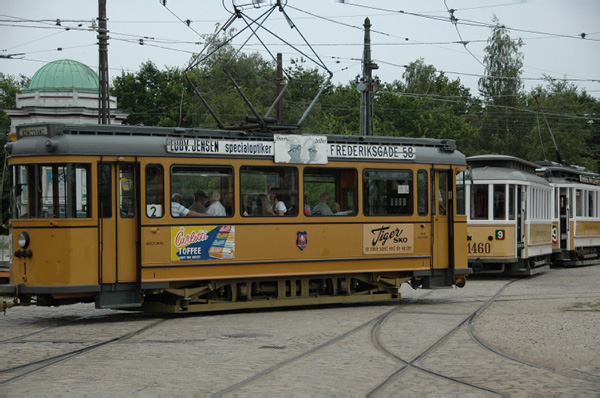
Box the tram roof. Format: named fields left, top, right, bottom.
left=7, top=123, right=467, bottom=166
left=467, top=155, right=540, bottom=172
left=536, top=160, right=600, bottom=186
left=468, top=166, right=550, bottom=185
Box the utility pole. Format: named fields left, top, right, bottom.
left=98, top=0, right=111, bottom=124
left=357, top=17, right=379, bottom=136
left=276, top=53, right=284, bottom=125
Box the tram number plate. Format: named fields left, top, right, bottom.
left=467, top=242, right=491, bottom=254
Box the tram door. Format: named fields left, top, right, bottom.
left=432, top=169, right=452, bottom=270
left=98, top=161, right=139, bottom=289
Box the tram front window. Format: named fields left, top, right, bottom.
left=11, top=163, right=91, bottom=219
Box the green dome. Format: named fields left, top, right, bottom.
left=25, top=59, right=99, bottom=93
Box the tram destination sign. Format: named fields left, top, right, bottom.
left=327, top=143, right=416, bottom=161
left=167, top=136, right=416, bottom=163
left=17, top=124, right=50, bottom=139
left=167, top=137, right=274, bottom=157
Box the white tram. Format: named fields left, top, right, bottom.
left=536, top=161, right=600, bottom=267
left=465, top=155, right=553, bottom=275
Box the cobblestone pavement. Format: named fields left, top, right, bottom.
left=1, top=265, right=599, bottom=396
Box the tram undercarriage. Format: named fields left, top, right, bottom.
left=2, top=270, right=467, bottom=313
left=140, top=273, right=410, bottom=313
left=469, top=256, right=550, bottom=276
left=552, top=248, right=600, bottom=267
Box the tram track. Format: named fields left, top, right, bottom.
left=213, top=275, right=598, bottom=396
left=210, top=280, right=531, bottom=396
left=1, top=272, right=597, bottom=394
left=468, top=294, right=600, bottom=385
left=0, top=312, right=168, bottom=387
left=365, top=282, right=515, bottom=397
left=369, top=276, right=600, bottom=395
left=211, top=293, right=435, bottom=398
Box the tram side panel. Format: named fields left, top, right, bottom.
left=141, top=222, right=433, bottom=282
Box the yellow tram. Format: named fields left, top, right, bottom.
left=2, top=123, right=469, bottom=312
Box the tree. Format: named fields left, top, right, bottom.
left=478, top=15, right=525, bottom=155
left=370, top=59, right=481, bottom=154
left=1, top=73, right=30, bottom=230
left=524, top=79, right=600, bottom=171
left=111, top=61, right=186, bottom=127
left=1, top=73, right=30, bottom=132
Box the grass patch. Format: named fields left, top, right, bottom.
left=561, top=301, right=600, bottom=312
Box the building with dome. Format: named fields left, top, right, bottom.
left=4, top=59, right=128, bottom=134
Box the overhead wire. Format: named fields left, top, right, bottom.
left=443, top=0, right=485, bottom=68
left=1, top=2, right=598, bottom=108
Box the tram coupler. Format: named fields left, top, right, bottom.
left=454, top=276, right=467, bottom=288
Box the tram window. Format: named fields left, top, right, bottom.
left=576, top=190, right=583, bottom=217
left=438, top=171, right=448, bottom=216
left=98, top=164, right=112, bottom=218
left=120, top=165, right=135, bottom=218
left=589, top=191, right=595, bottom=217
left=11, top=163, right=91, bottom=219
left=304, top=168, right=357, bottom=216
left=240, top=166, right=298, bottom=217
left=363, top=169, right=412, bottom=216
left=12, top=165, right=30, bottom=219
left=470, top=184, right=488, bottom=220
left=170, top=165, right=233, bottom=217
left=493, top=184, right=506, bottom=220
left=509, top=185, right=516, bottom=220
left=146, top=164, right=164, bottom=218
left=455, top=170, right=465, bottom=216
left=417, top=170, right=428, bottom=216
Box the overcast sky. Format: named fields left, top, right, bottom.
left=1, top=0, right=599, bottom=98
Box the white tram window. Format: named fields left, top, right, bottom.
left=363, top=170, right=413, bottom=216
left=588, top=191, right=595, bottom=217
left=240, top=166, right=298, bottom=217
left=554, top=189, right=559, bottom=219
left=531, top=188, right=536, bottom=219
left=470, top=184, right=488, bottom=220
left=170, top=165, right=233, bottom=217
left=576, top=189, right=584, bottom=217
left=493, top=184, right=506, bottom=220
left=11, top=163, right=91, bottom=219
left=303, top=168, right=357, bottom=217
left=508, top=185, right=516, bottom=220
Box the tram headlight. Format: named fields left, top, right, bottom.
left=17, top=232, right=30, bottom=249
